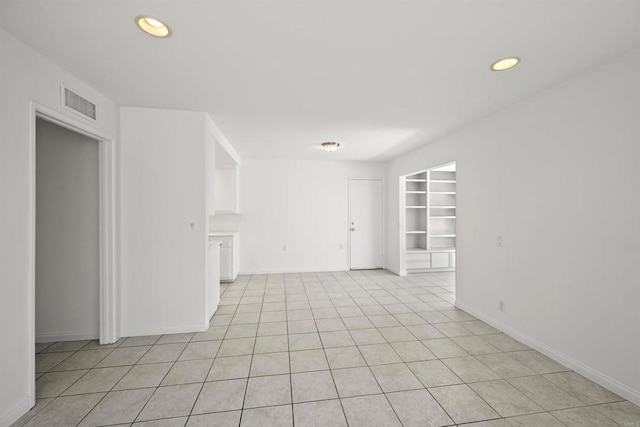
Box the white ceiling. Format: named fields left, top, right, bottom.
left=2, top=1, right=639, bottom=161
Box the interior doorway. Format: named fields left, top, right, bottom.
left=349, top=178, right=384, bottom=270
left=36, top=118, right=100, bottom=343
left=28, top=103, right=118, bottom=409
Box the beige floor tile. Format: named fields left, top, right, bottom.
left=207, top=355, right=252, bottom=381
left=244, top=374, right=292, bottom=408
left=505, top=412, right=565, bottom=426
left=508, top=375, right=586, bottom=411
left=543, top=371, right=622, bottom=405
left=62, top=366, right=130, bottom=395
left=429, top=384, right=500, bottom=424
left=254, top=335, right=289, bottom=354
left=331, top=367, right=381, bottom=398
left=25, top=393, right=104, bottom=426
left=191, top=378, right=247, bottom=414
left=320, top=331, right=355, bottom=348
left=341, top=394, right=402, bottom=427
left=52, top=349, right=113, bottom=371
left=475, top=353, right=536, bottom=378
left=161, top=359, right=213, bottom=386
left=290, top=349, right=329, bottom=373
left=35, top=370, right=87, bottom=398
left=216, top=338, right=254, bottom=357
left=406, top=325, right=446, bottom=340
left=358, top=343, right=402, bottom=365
left=293, top=399, right=347, bottom=427
left=97, top=346, right=150, bottom=368
left=407, top=360, right=462, bottom=388
left=178, top=340, right=220, bottom=361
left=469, top=380, right=543, bottom=417
left=422, top=338, right=469, bottom=358
left=593, top=401, right=640, bottom=425
left=241, top=405, right=293, bottom=427
left=187, top=411, right=241, bottom=426
left=391, top=341, right=437, bottom=362
left=288, top=333, right=322, bottom=351
left=325, top=346, right=366, bottom=369
left=451, top=336, right=501, bottom=355
left=442, top=356, right=501, bottom=383
left=79, top=388, right=154, bottom=426
left=551, top=406, right=618, bottom=426
left=113, top=363, right=172, bottom=390
left=508, top=351, right=568, bottom=374
left=250, top=351, right=290, bottom=376
left=349, top=329, right=387, bottom=345
left=136, top=384, right=202, bottom=421
left=371, top=363, right=423, bottom=392
left=292, top=370, right=338, bottom=403
left=386, top=389, right=453, bottom=427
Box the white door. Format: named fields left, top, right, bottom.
left=349, top=179, right=383, bottom=270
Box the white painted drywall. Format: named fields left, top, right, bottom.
left=119, top=107, right=213, bottom=337
left=0, top=27, right=119, bottom=426
left=238, top=159, right=385, bottom=274
left=36, top=119, right=100, bottom=342
left=386, top=48, right=640, bottom=404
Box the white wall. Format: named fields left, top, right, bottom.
left=238, top=159, right=385, bottom=274
left=120, top=107, right=212, bottom=336
left=386, top=48, right=640, bottom=404
left=0, top=27, right=119, bottom=426
left=36, top=119, right=100, bottom=342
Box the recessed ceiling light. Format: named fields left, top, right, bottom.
left=322, top=142, right=340, bottom=152
left=490, top=57, right=520, bottom=71
left=135, top=15, right=172, bottom=38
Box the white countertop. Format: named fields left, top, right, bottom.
left=208, top=231, right=239, bottom=237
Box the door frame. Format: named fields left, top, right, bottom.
left=348, top=178, right=384, bottom=270
left=27, top=101, right=119, bottom=405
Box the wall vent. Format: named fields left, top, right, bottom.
left=61, top=85, right=97, bottom=121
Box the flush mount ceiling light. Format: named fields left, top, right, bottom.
left=322, top=142, right=340, bottom=152
left=135, top=15, right=172, bottom=38
left=490, top=56, right=520, bottom=71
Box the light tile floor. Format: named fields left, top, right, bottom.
left=16, top=270, right=640, bottom=426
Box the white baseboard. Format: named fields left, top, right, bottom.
left=0, top=397, right=31, bottom=427
left=239, top=267, right=350, bottom=275
left=35, top=331, right=98, bottom=343
left=122, top=322, right=208, bottom=338
left=455, top=300, right=640, bottom=406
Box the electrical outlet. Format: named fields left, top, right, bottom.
left=339, top=243, right=344, bottom=249
left=496, top=235, right=503, bottom=248
left=282, top=245, right=287, bottom=252
left=498, top=300, right=505, bottom=313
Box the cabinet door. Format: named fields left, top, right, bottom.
left=431, top=252, right=450, bottom=268
left=220, top=247, right=233, bottom=281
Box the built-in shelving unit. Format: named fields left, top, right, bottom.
left=400, top=163, right=456, bottom=274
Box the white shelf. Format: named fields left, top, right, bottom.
left=431, top=191, right=456, bottom=194
left=430, top=205, right=456, bottom=209
left=431, top=234, right=456, bottom=237
left=407, top=206, right=427, bottom=209
left=431, top=216, right=456, bottom=219
left=406, top=230, right=426, bottom=234
left=406, top=191, right=426, bottom=194
left=406, top=179, right=427, bottom=182
left=430, top=180, right=456, bottom=183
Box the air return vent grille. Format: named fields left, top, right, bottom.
left=61, top=85, right=97, bottom=121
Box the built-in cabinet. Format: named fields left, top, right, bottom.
left=401, top=163, right=456, bottom=274
left=211, top=232, right=239, bottom=282
left=215, top=165, right=239, bottom=214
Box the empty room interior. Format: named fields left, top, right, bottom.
left=1, top=1, right=640, bottom=426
